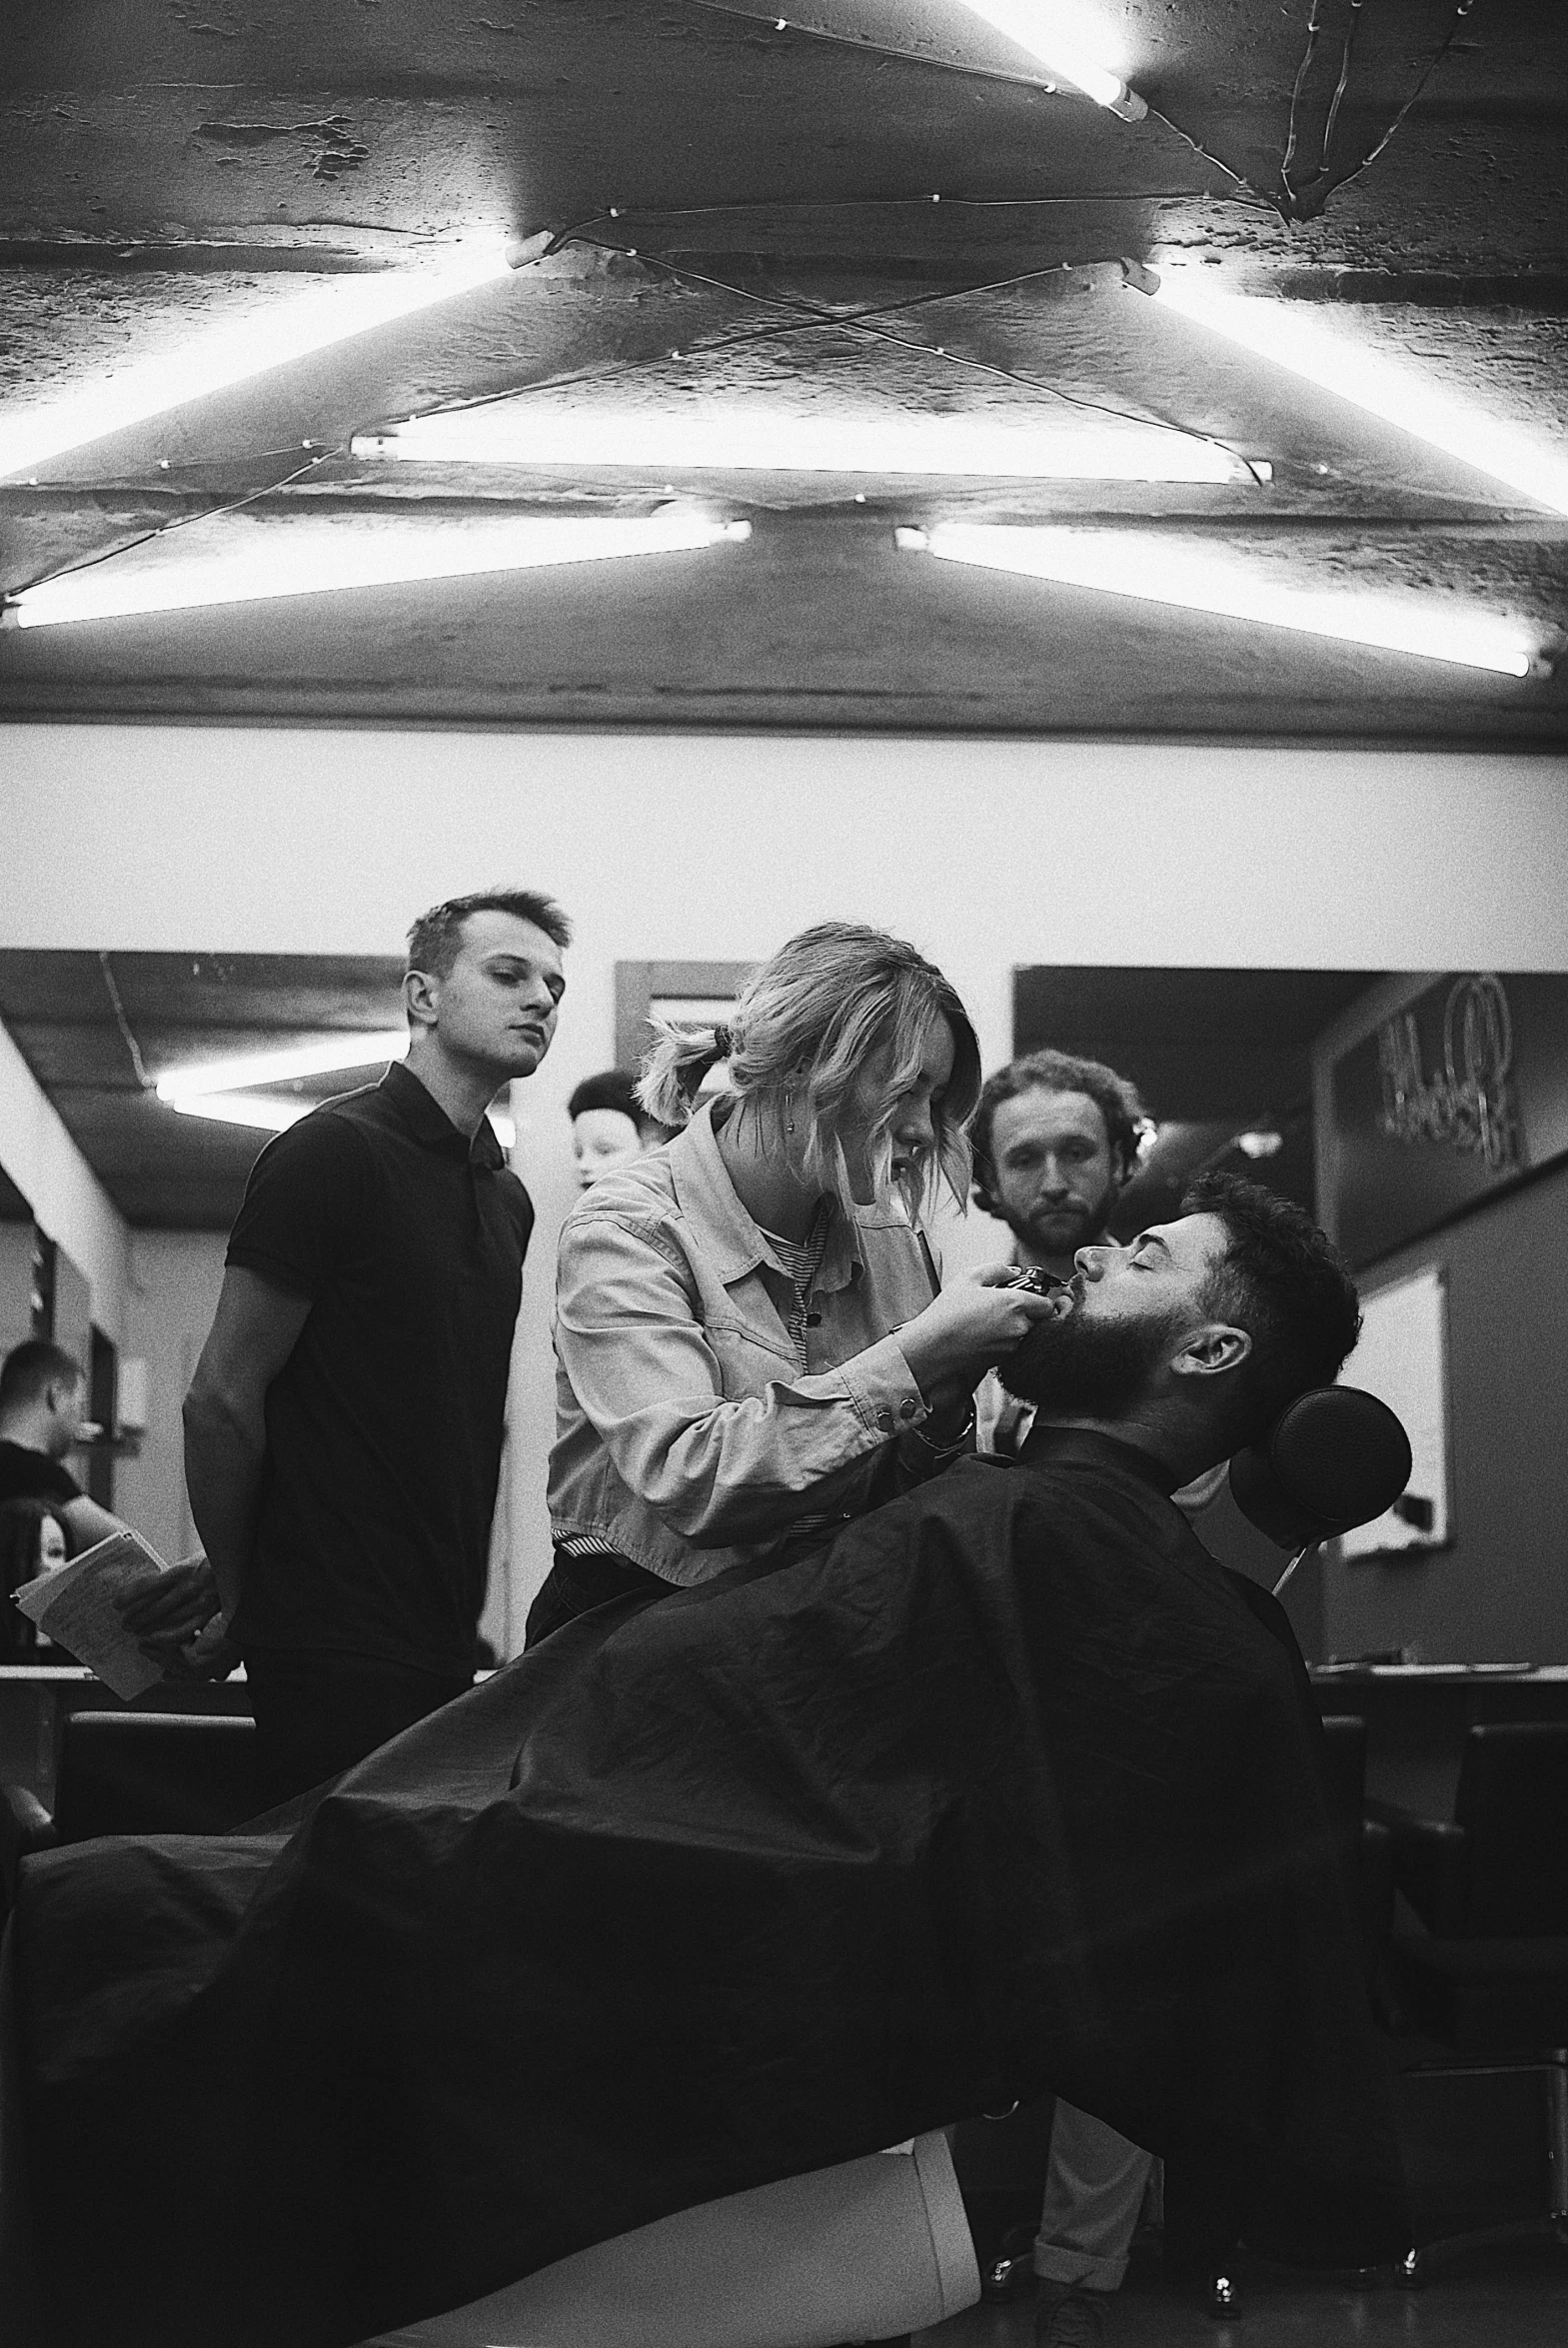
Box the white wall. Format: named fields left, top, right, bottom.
left=114, top=1229, right=229, bottom=1563
left=0, top=1222, right=33, bottom=1358
left=4, top=724, right=1566, bottom=1640
left=0, top=1013, right=129, bottom=1342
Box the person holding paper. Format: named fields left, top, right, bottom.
left=126, top=888, right=571, bottom=1807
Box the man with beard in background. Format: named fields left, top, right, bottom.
left=970, top=1051, right=1148, bottom=1462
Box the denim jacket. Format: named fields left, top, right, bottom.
left=548, top=1100, right=947, bottom=1585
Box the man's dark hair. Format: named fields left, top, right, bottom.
left=568, top=1071, right=643, bottom=1125
left=407, top=889, right=573, bottom=984
left=0, top=1339, right=83, bottom=1415
left=971, top=1049, right=1147, bottom=1208
left=1182, top=1172, right=1362, bottom=1446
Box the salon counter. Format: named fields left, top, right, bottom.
left=0, top=1662, right=253, bottom=1808
left=1310, top=1663, right=1568, bottom=1814
left=5, top=1661, right=1565, bottom=1821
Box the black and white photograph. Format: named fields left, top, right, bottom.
left=1, top=7, right=1566, bottom=2347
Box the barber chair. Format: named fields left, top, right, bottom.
left=0, top=1709, right=257, bottom=1923
left=979, top=1384, right=1414, bottom=2320
left=1371, top=1721, right=1568, bottom=2284
left=1318, top=1714, right=1397, bottom=1999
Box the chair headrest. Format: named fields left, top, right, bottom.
left=1228, top=1385, right=1413, bottom=1551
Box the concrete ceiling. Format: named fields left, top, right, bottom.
left=0, top=951, right=405, bottom=1226
left=0, top=0, right=1564, bottom=736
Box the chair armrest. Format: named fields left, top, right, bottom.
left=0, top=1783, right=58, bottom=1917
left=1359, top=1816, right=1395, bottom=1944
left=1366, top=1799, right=1468, bottom=1935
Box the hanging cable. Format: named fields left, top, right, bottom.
left=7, top=447, right=337, bottom=601
left=1332, top=0, right=1479, bottom=188
left=559, top=233, right=1267, bottom=480
left=1281, top=0, right=1330, bottom=207
left=387, top=253, right=1203, bottom=428
left=1319, top=0, right=1366, bottom=173
left=1141, top=104, right=1290, bottom=220
left=98, top=953, right=154, bottom=1092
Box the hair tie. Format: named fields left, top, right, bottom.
left=710, top=1023, right=733, bottom=1061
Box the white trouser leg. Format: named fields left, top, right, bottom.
left=365, top=2129, right=978, bottom=2348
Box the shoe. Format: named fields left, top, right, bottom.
left=981, top=2220, right=1041, bottom=2301
left=1034, top=2283, right=1107, bottom=2348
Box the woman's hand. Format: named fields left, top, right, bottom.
left=898, top=1265, right=1065, bottom=1396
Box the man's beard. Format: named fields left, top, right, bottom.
left=998, top=1303, right=1181, bottom=1418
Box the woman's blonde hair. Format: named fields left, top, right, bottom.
left=637, top=922, right=980, bottom=1218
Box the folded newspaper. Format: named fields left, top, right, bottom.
left=12, top=1528, right=171, bottom=1699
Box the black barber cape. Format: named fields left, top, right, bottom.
left=7, top=1430, right=1406, bottom=2348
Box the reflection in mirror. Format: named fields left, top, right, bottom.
left=0, top=1168, right=34, bottom=1361
left=1003, top=969, right=1568, bottom=1671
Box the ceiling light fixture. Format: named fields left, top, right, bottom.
left=353, top=409, right=1248, bottom=484
left=3, top=515, right=751, bottom=629
left=1136, top=273, right=1568, bottom=517
left=171, top=1089, right=516, bottom=1148
left=896, top=524, right=1545, bottom=677
left=951, top=2, right=1146, bottom=119
left=157, top=1034, right=516, bottom=1148
left=0, top=242, right=523, bottom=483
left=156, top=1034, right=412, bottom=1103
left=169, top=1092, right=321, bottom=1136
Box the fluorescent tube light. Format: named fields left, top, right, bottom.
left=161, top=1035, right=517, bottom=1150
left=171, top=1086, right=516, bottom=1149
left=0, top=243, right=518, bottom=482
left=170, top=1092, right=316, bottom=1134
left=156, top=1033, right=411, bottom=1102
left=5, top=515, right=751, bottom=629
left=1142, top=276, right=1568, bottom=517
left=355, top=409, right=1247, bottom=484
left=952, top=2, right=1145, bottom=117
left=899, top=524, right=1542, bottom=677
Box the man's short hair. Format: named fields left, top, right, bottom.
left=0, top=1339, right=83, bottom=1414
left=971, top=1049, right=1147, bottom=1204
left=407, top=889, right=573, bottom=985
left=1183, top=1172, right=1362, bottom=1447
left=568, top=1071, right=643, bottom=1126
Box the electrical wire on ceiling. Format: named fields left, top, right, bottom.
left=393, top=236, right=1265, bottom=482
left=1278, top=0, right=1482, bottom=219
left=398, top=248, right=1186, bottom=422
left=6, top=447, right=337, bottom=601
left=677, top=0, right=1487, bottom=225
left=554, top=189, right=1267, bottom=219
left=1318, top=0, right=1365, bottom=174
left=97, top=952, right=153, bottom=1092
left=573, top=235, right=1271, bottom=479
left=1281, top=0, right=1329, bottom=210
left=677, top=0, right=1288, bottom=213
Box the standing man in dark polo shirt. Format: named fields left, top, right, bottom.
left=170, top=888, right=570, bottom=1806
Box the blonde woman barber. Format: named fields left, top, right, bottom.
left=534, top=922, right=1060, bottom=1643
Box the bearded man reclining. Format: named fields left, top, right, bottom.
left=3, top=1174, right=1405, bottom=2348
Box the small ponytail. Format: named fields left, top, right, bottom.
left=636, top=1018, right=737, bottom=1130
